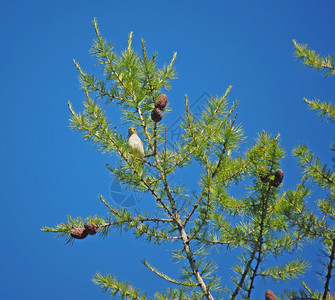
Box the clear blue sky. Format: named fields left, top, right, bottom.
left=1, top=1, right=334, bottom=299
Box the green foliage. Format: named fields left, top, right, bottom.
left=304, top=98, right=335, bottom=122
left=43, top=22, right=335, bottom=300
left=93, top=273, right=147, bottom=300
left=293, top=39, right=335, bottom=76
left=287, top=40, right=335, bottom=300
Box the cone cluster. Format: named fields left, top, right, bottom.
left=151, top=94, right=167, bottom=123
left=70, top=222, right=97, bottom=240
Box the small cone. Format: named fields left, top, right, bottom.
left=151, top=107, right=163, bottom=122
left=265, top=289, right=276, bottom=300
left=155, top=94, right=168, bottom=110
left=84, top=222, right=97, bottom=235
left=270, top=170, right=284, bottom=187
left=70, top=228, right=88, bottom=239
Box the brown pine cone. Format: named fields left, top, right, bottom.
left=155, top=94, right=168, bottom=110
left=84, top=222, right=98, bottom=235
left=151, top=107, right=163, bottom=122
left=70, top=228, right=88, bottom=239
left=270, top=170, right=284, bottom=187
left=265, top=289, right=276, bottom=300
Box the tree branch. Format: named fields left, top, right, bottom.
left=322, top=239, right=335, bottom=300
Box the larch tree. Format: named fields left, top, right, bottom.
left=43, top=20, right=334, bottom=299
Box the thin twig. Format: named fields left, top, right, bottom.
left=301, top=153, right=334, bottom=185
left=322, top=239, right=335, bottom=299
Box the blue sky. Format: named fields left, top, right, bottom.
left=1, top=1, right=335, bottom=299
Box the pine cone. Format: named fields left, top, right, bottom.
left=70, top=228, right=88, bottom=239
left=265, top=289, right=276, bottom=300
left=84, top=222, right=97, bottom=235
left=270, top=170, right=284, bottom=187
left=151, top=107, right=163, bottom=122
left=155, top=94, right=168, bottom=110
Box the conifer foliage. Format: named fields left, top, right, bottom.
left=280, top=41, right=335, bottom=300
left=43, top=20, right=334, bottom=299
